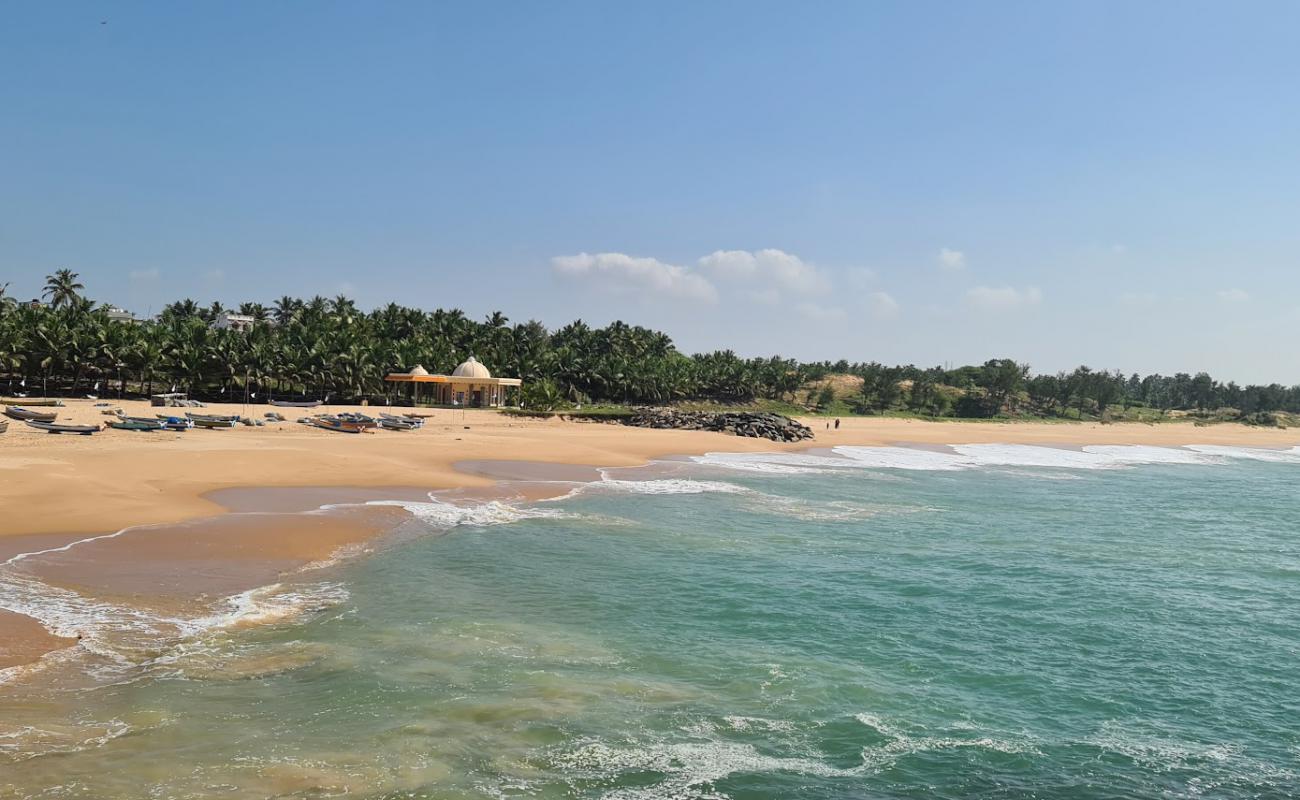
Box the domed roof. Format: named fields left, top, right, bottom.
left=452, top=356, right=491, bottom=379
left=407, top=365, right=430, bottom=377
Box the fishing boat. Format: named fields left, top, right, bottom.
left=25, top=420, right=100, bottom=435
left=309, top=416, right=365, bottom=434
left=269, top=399, right=323, bottom=408
left=184, top=412, right=240, bottom=424
left=107, top=419, right=165, bottom=432
left=189, top=416, right=237, bottom=429
left=0, top=397, right=64, bottom=407
left=155, top=416, right=193, bottom=431
left=5, top=406, right=59, bottom=423
left=379, top=413, right=422, bottom=430
left=334, top=412, right=378, bottom=429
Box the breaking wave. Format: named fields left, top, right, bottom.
left=364, top=496, right=573, bottom=528
left=692, top=443, right=1284, bottom=474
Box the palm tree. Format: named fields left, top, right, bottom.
left=42, top=269, right=85, bottom=308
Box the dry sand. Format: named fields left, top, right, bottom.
left=3, top=397, right=1300, bottom=671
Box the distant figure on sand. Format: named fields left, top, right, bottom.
left=835, top=418, right=840, bottom=429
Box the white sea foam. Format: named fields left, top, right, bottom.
left=2, top=526, right=138, bottom=566
left=1184, top=444, right=1300, bottom=463
left=365, top=497, right=571, bottom=528
left=188, top=582, right=350, bottom=631
left=832, top=444, right=1220, bottom=471
left=0, top=565, right=350, bottom=686
left=834, top=446, right=970, bottom=470
left=694, top=444, right=1245, bottom=475
left=552, top=719, right=1037, bottom=799
left=584, top=478, right=751, bottom=495
left=690, top=452, right=855, bottom=474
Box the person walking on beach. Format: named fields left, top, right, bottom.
left=834, top=418, right=841, bottom=430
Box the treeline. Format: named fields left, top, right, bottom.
left=1, top=272, right=1297, bottom=419
left=833, top=360, right=1300, bottom=420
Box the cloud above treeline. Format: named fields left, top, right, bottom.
left=553, top=247, right=1043, bottom=323
left=551, top=248, right=854, bottom=315
left=550, top=252, right=718, bottom=303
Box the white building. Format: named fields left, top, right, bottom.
left=104, top=306, right=136, bottom=323
left=212, top=312, right=255, bottom=332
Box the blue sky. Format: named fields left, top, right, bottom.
left=3, top=2, right=1298, bottom=382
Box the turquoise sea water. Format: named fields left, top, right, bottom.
left=3, top=444, right=1300, bottom=798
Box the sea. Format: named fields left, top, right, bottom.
left=2, top=443, right=1299, bottom=798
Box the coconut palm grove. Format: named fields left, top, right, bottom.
left=2, top=271, right=1299, bottom=422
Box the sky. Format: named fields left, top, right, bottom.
left=3, top=2, right=1299, bottom=383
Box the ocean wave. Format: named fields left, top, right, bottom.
left=365, top=497, right=573, bottom=528
left=0, top=568, right=349, bottom=686
left=1085, top=720, right=1298, bottom=789
left=1184, top=444, right=1300, bottom=463
left=550, top=718, right=1038, bottom=799
left=693, top=444, right=1249, bottom=475
left=690, top=452, right=852, bottom=474
left=582, top=478, right=752, bottom=495
left=187, top=582, right=350, bottom=631
left=0, top=718, right=132, bottom=763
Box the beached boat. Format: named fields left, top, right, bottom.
left=153, top=415, right=193, bottom=431
left=107, top=419, right=165, bottom=432
left=334, top=412, right=378, bottom=429
left=0, top=397, right=64, bottom=407
left=309, top=416, right=365, bottom=434
left=25, top=420, right=100, bottom=435
left=4, top=406, right=59, bottom=423
left=184, top=412, right=240, bottom=424
left=379, top=413, right=422, bottom=430
left=269, top=399, right=322, bottom=408
left=188, top=416, right=237, bottom=429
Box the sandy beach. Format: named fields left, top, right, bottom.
left=6, top=399, right=1300, bottom=539
left=4, top=398, right=1300, bottom=674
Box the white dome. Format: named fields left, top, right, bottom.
left=452, top=356, right=491, bottom=379
left=407, top=365, right=430, bottom=377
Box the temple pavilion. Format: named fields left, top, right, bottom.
left=384, top=357, right=522, bottom=408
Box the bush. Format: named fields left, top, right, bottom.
left=521, top=378, right=566, bottom=412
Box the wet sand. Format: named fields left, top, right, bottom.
left=0, top=610, right=76, bottom=672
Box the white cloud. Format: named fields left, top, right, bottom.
left=794, top=301, right=846, bottom=322
left=698, top=249, right=830, bottom=294
left=128, top=268, right=159, bottom=281
left=867, top=291, right=900, bottom=317
left=966, top=285, right=1043, bottom=311
left=552, top=252, right=718, bottom=303
left=938, top=248, right=966, bottom=271
left=1216, top=288, right=1249, bottom=303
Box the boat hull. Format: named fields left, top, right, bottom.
left=25, top=420, right=99, bottom=435
left=5, top=407, right=59, bottom=423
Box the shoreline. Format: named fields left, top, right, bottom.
left=6, top=398, right=1300, bottom=539
left=5, top=398, right=1300, bottom=676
